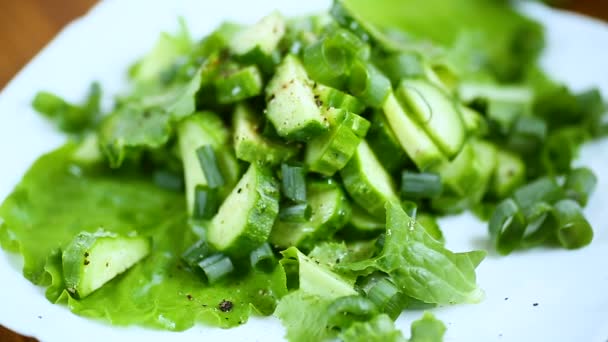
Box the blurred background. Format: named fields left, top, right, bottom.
left=0, top=0, right=607, bottom=341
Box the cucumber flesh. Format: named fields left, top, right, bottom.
left=265, top=55, right=329, bottom=141
left=340, top=140, right=399, bottom=218
left=397, top=79, right=466, bottom=158
left=382, top=93, right=445, bottom=171
left=233, top=104, right=297, bottom=165
left=208, top=164, right=280, bottom=256
left=62, top=230, right=150, bottom=298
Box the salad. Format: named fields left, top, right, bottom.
left=1, top=0, right=606, bottom=341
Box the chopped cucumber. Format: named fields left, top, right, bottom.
left=62, top=230, right=150, bottom=298
left=233, top=104, right=298, bottom=165
left=366, top=110, right=410, bottom=174
left=382, top=93, right=445, bottom=170
left=313, top=83, right=366, bottom=114
left=341, top=140, right=399, bottom=218
left=177, top=113, right=238, bottom=215
left=305, top=108, right=369, bottom=176
left=265, top=55, right=329, bottom=141
left=397, top=79, right=466, bottom=158
left=208, top=163, right=280, bottom=256
left=229, top=11, right=285, bottom=70
left=270, top=181, right=351, bottom=250
left=490, top=148, right=526, bottom=198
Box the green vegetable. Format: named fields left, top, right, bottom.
left=207, top=163, right=280, bottom=256
left=338, top=202, right=485, bottom=305
left=62, top=230, right=151, bottom=298
left=4, top=0, right=606, bottom=339
left=0, top=146, right=286, bottom=330
left=32, top=82, right=101, bottom=133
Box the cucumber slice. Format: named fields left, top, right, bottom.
left=431, top=143, right=480, bottom=197
left=208, top=164, right=280, bottom=256
left=490, top=148, right=526, bottom=198
left=265, top=55, right=329, bottom=141
left=305, top=108, right=369, bottom=176
left=366, top=110, right=410, bottom=174
left=344, top=202, right=385, bottom=237
left=397, top=79, right=466, bottom=158
left=341, top=140, right=399, bottom=218
left=270, top=181, right=351, bottom=250
left=460, top=105, right=488, bottom=136
left=324, top=107, right=370, bottom=138
left=229, top=11, right=285, bottom=71
left=233, top=104, right=298, bottom=165
left=62, top=230, right=150, bottom=298
left=313, top=83, right=366, bottom=114
left=382, top=93, right=445, bottom=170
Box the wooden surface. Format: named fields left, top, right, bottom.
left=0, top=0, right=607, bottom=341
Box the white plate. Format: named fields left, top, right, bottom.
left=1, top=1, right=607, bottom=341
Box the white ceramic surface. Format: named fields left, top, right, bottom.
left=0, top=1, right=607, bottom=341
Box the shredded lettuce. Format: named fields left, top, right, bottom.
left=338, top=202, right=486, bottom=305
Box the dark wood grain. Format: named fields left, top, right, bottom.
left=0, top=0, right=606, bottom=341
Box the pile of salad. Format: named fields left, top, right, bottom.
left=1, top=0, right=606, bottom=341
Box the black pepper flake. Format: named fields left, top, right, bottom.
left=219, top=299, right=233, bottom=312
left=105, top=262, right=109, bottom=267
left=504, top=297, right=509, bottom=301
left=84, top=260, right=90, bottom=266
left=84, top=252, right=89, bottom=257
left=237, top=188, right=242, bottom=194
left=315, top=99, right=323, bottom=107
left=38, top=316, right=42, bottom=319
left=533, top=303, right=539, bottom=307
left=202, top=304, right=208, bottom=307
left=187, top=294, right=193, bottom=301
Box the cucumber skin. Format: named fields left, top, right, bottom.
left=209, top=165, right=280, bottom=257
left=340, top=143, right=399, bottom=218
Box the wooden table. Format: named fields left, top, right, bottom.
left=0, top=0, right=606, bottom=341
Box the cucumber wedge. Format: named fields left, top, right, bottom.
left=62, top=230, right=150, bottom=298
left=229, top=11, right=285, bottom=71
left=265, top=55, right=329, bottom=141
left=490, top=148, right=526, bottom=198
left=233, top=104, right=297, bottom=165
left=305, top=108, right=370, bottom=176
left=341, top=140, right=399, bottom=218
left=382, top=93, right=445, bottom=170
left=208, top=164, right=280, bottom=256
left=397, top=79, right=466, bottom=158
left=366, top=110, right=410, bottom=174
left=270, top=181, right=351, bottom=250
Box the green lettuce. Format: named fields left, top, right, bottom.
left=337, top=202, right=486, bottom=305
left=342, top=0, right=544, bottom=81
left=0, top=145, right=286, bottom=330
left=32, top=82, right=102, bottom=134
left=339, top=314, right=406, bottom=342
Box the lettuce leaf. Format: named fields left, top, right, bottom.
left=339, top=314, right=406, bottom=342
left=0, top=145, right=286, bottom=330
left=409, top=312, right=446, bottom=342
left=275, top=290, right=336, bottom=342
left=342, top=0, right=543, bottom=82
left=337, top=202, right=486, bottom=305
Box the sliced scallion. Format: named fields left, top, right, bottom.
left=196, top=145, right=225, bottom=188
left=249, top=243, right=276, bottom=272
left=401, top=172, right=443, bottom=199
left=278, top=203, right=312, bottom=222
left=281, top=163, right=307, bottom=203
left=197, top=253, right=234, bottom=284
